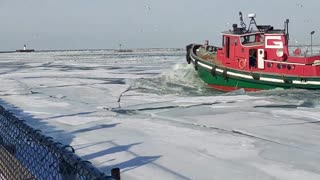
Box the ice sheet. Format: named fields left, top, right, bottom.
left=0, top=49, right=319, bottom=179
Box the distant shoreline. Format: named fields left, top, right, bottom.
left=1, top=44, right=318, bottom=54
left=0, top=51, right=16, bottom=53
left=2, top=44, right=320, bottom=54
left=0, top=48, right=185, bottom=54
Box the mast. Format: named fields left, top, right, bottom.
left=239, top=12, right=247, bottom=30
left=284, top=19, right=290, bottom=44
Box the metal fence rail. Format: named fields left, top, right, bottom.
left=0, top=106, right=119, bottom=180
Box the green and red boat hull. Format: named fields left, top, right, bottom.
left=187, top=45, right=320, bottom=92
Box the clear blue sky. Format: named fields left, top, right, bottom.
left=0, top=0, right=319, bottom=50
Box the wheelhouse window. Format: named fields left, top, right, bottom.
left=241, top=35, right=256, bottom=44
left=240, top=34, right=263, bottom=45
left=222, top=36, right=225, bottom=46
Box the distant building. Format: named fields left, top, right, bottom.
left=16, top=44, right=35, bottom=52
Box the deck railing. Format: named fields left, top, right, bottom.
left=0, top=106, right=119, bottom=180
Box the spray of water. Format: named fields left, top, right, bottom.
left=126, top=63, right=221, bottom=96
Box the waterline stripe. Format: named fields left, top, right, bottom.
left=197, top=61, right=212, bottom=70
left=292, top=80, right=320, bottom=85
left=259, top=77, right=284, bottom=83
left=226, top=71, right=254, bottom=79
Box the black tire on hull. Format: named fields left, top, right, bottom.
left=252, top=73, right=260, bottom=80
left=222, top=69, right=228, bottom=80
left=186, top=44, right=193, bottom=64
left=211, top=65, right=216, bottom=77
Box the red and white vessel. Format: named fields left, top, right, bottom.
left=186, top=12, right=320, bottom=91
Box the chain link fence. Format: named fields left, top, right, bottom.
left=0, top=106, right=120, bottom=180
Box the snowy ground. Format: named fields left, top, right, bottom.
left=0, top=49, right=320, bottom=180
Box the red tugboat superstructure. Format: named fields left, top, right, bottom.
left=186, top=12, right=320, bottom=92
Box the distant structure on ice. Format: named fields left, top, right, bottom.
left=16, top=44, right=35, bottom=52
left=115, top=44, right=133, bottom=53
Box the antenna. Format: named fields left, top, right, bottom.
left=311, top=31, right=315, bottom=55
left=247, top=13, right=259, bottom=32
left=239, top=12, right=247, bottom=30
left=239, top=11, right=260, bottom=33
left=284, top=19, right=290, bottom=44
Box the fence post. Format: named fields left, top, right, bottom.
left=59, top=158, right=78, bottom=180
left=111, top=168, right=121, bottom=180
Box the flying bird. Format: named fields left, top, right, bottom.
left=145, top=5, right=151, bottom=11
left=296, top=3, right=303, bottom=8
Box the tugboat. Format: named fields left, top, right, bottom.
left=16, top=44, right=35, bottom=53
left=186, top=12, right=320, bottom=92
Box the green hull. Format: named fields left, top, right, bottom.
left=190, top=54, right=320, bottom=91
left=197, top=64, right=282, bottom=91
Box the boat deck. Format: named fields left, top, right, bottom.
left=196, top=47, right=221, bottom=65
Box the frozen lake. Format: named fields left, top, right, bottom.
left=0, top=49, right=320, bottom=180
